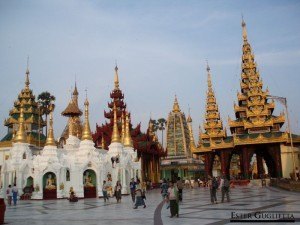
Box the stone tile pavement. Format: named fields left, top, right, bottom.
left=4, top=185, right=300, bottom=225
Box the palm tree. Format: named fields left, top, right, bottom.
left=157, top=118, right=167, bottom=148
left=37, top=91, right=56, bottom=137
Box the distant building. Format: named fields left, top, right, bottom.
left=161, top=96, right=203, bottom=181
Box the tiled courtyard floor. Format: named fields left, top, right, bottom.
left=4, top=185, right=300, bottom=225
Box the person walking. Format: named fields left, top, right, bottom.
left=129, top=178, right=137, bottom=202
left=6, top=185, right=12, bottom=206
left=176, top=177, right=184, bottom=202
left=160, top=178, right=169, bottom=208
left=167, top=182, right=179, bottom=218
left=12, top=184, right=18, bottom=206
left=133, top=182, right=146, bottom=209
left=102, top=180, right=109, bottom=202
left=221, top=176, right=230, bottom=203
left=114, top=180, right=122, bottom=203
left=209, top=176, right=218, bottom=204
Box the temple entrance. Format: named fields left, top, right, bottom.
left=171, top=169, right=178, bottom=183
left=83, top=169, right=97, bottom=198
left=43, top=172, right=57, bottom=199
left=229, top=154, right=241, bottom=179
left=212, top=155, right=221, bottom=177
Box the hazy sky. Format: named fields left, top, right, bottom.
left=0, top=0, right=300, bottom=142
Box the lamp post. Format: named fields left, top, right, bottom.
left=267, top=95, right=297, bottom=180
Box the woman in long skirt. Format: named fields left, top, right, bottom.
left=114, top=180, right=122, bottom=203
left=133, top=183, right=146, bottom=209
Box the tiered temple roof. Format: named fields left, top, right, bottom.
left=60, top=84, right=83, bottom=141
left=92, top=66, right=165, bottom=157
left=191, top=19, right=297, bottom=154
left=200, top=64, right=226, bottom=143
left=228, top=18, right=285, bottom=134
left=0, top=67, right=46, bottom=148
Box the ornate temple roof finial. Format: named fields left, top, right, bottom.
left=206, top=59, right=210, bottom=73
left=172, top=95, right=181, bottom=112
left=14, top=103, right=27, bottom=143
left=111, top=103, right=121, bottom=143
left=114, top=63, right=119, bottom=90
left=124, top=112, right=133, bottom=147
left=81, top=91, right=92, bottom=141
left=25, top=56, right=30, bottom=89
left=242, top=14, right=248, bottom=41
left=46, top=104, right=56, bottom=146
left=187, top=105, right=192, bottom=123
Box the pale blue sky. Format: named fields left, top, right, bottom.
left=0, top=0, right=300, bottom=142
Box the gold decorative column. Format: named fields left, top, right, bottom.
left=81, top=98, right=92, bottom=141
left=14, top=104, right=27, bottom=143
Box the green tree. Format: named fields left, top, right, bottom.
left=37, top=91, right=56, bottom=137
left=157, top=118, right=167, bottom=148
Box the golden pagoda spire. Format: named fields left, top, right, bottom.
left=101, top=135, right=106, bottom=149
left=121, top=112, right=125, bottom=144
left=202, top=63, right=226, bottom=141
left=81, top=93, right=92, bottom=141
left=25, top=56, right=30, bottom=90
left=172, top=95, right=181, bottom=112
left=111, top=103, right=121, bottom=143
left=45, top=104, right=56, bottom=146
left=242, top=15, right=248, bottom=41
left=123, top=112, right=133, bottom=147
left=187, top=109, right=196, bottom=152
left=114, top=65, right=119, bottom=90
left=14, top=103, right=27, bottom=143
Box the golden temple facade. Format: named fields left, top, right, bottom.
left=190, top=19, right=300, bottom=179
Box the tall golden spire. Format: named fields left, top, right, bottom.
left=72, top=82, right=79, bottom=106
left=121, top=112, right=125, bottom=144
left=187, top=110, right=196, bottom=152
left=172, top=95, right=181, bottom=112
left=228, top=19, right=284, bottom=134
left=242, top=15, right=248, bottom=41
left=14, top=104, right=27, bottom=143
left=114, top=65, right=119, bottom=90
left=25, top=57, right=30, bottom=90
left=101, top=135, right=106, bottom=149
left=111, top=103, right=121, bottom=143
left=201, top=63, right=226, bottom=141
left=81, top=95, right=92, bottom=141
left=45, top=104, right=56, bottom=146
left=123, top=112, right=133, bottom=147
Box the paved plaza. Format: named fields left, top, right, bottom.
left=5, top=185, right=300, bottom=225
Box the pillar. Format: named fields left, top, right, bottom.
left=204, top=153, right=213, bottom=177
left=220, top=150, right=230, bottom=176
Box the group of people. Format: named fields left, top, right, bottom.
left=6, top=184, right=19, bottom=206
left=160, top=177, right=184, bottom=218
left=208, top=175, right=231, bottom=204
left=130, top=178, right=147, bottom=209
left=102, top=180, right=123, bottom=203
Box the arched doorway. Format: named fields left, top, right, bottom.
left=83, top=169, right=97, bottom=198
left=43, top=172, right=57, bottom=199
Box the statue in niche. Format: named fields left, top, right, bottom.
left=84, top=171, right=94, bottom=187
left=45, top=174, right=56, bottom=190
